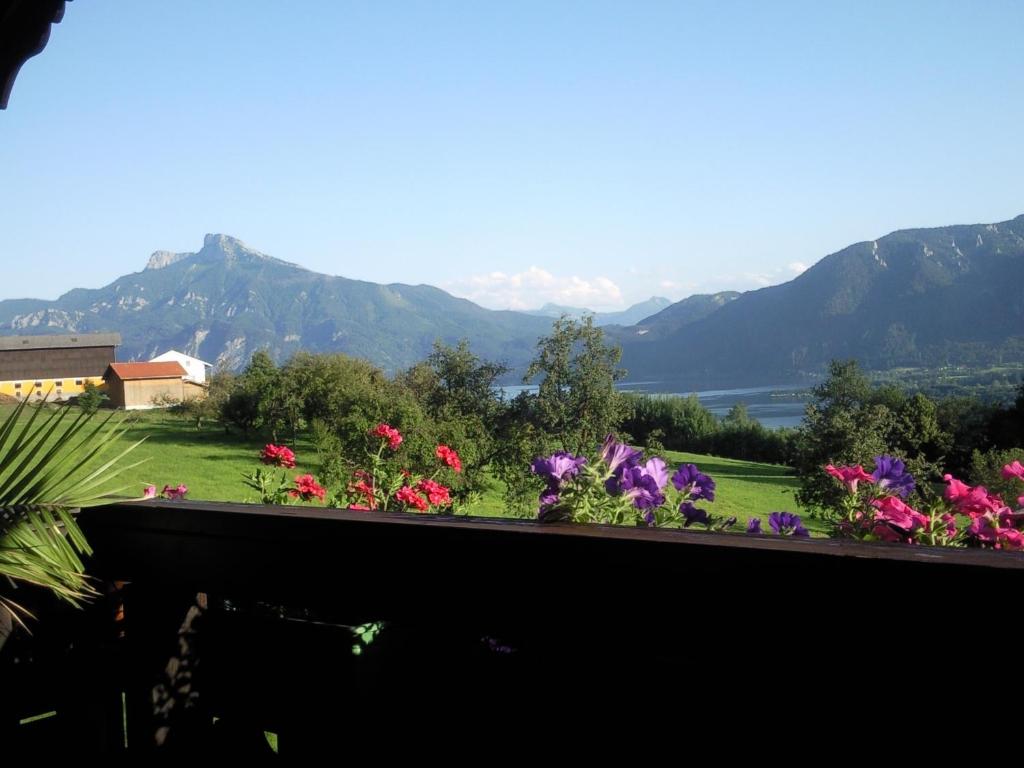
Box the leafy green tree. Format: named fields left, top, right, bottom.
left=220, top=350, right=278, bottom=435
left=969, top=446, right=1024, bottom=502
left=523, top=316, right=627, bottom=455
left=396, top=340, right=510, bottom=500
left=794, top=360, right=890, bottom=512
left=723, top=402, right=754, bottom=427
left=173, top=371, right=236, bottom=430
left=620, top=393, right=719, bottom=453
left=75, top=381, right=108, bottom=414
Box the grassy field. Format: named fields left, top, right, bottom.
left=2, top=404, right=819, bottom=532
left=467, top=447, right=818, bottom=532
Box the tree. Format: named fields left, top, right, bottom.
left=220, top=350, right=278, bottom=435
left=172, top=371, right=236, bottom=430
left=523, top=316, right=627, bottom=454
left=75, top=381, right=108, bottom=414
left=396, top=340, right=510, bottom=500
left=794, top=360, right=889, bottom=512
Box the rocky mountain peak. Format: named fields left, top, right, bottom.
left=145, top=250, right=190, bottom=270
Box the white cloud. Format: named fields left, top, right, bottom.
left=445, top=266, right=624, bottom=311
left=788, top=262, right=809, bottom=274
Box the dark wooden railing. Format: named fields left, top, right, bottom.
left=3, top=499, right=1022, bottom=754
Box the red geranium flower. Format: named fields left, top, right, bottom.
left=261, top=443, right=296, bottom=468
left=371, top=423, right=403, bottom=451
left=290, top=474, right=326, bottom=503
left=395, top=485, right=429, bottom=512
left=416, top=478, right=451, bottom=507
left=436, top=445, right=462, bottom=473
left=347, top=478, right=378, bottom=510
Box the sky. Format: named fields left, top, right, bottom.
left=2, top=0, right=1023, bottom=311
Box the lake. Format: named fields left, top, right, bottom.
left=500, top=382, right=809, bottom=430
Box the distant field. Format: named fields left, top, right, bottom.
left=2, top=405, right=817, bottom=533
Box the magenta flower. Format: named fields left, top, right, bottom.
left=943, top=474, right=1003, bottom=518
left=162, top=484, right=188, bottom=500
left=871, top=496, right=928, bottom=534
left=142, top=484, right=157, bottom=500
left=1002, top=461, right=1024, bottom=482
left=967, top=510, right=1024, bottom=551
left=825, top=464, right=874, bottom=494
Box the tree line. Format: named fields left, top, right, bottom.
left=166, top=318, right=1023, bottom=516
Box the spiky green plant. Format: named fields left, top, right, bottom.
left=0, top=394, right=147, bottom=627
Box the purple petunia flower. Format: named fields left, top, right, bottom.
left=532, top=451, right=586, bottom=519
left=871, top=455, right=916, bottom=499
left=599, top=434, right=643, bottom=476
left=768, top=511, right=810, bottom=537
left=671, top=464, right=716, bottom=502
left=608, top=458, right=669, bottom=510
left=680, top=501, right=709, bottom=528
left=531, top=452, right=587, bottom=485
left=746, top=518, right=762, bottom=534
left=539, top=488, right=560, bottom=507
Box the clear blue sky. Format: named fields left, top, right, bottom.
left=2, top=1, right=1022, bottom=310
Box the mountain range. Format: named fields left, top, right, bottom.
left=616, top=214, right=1024, bottom=384
left=0, top=235, right=552, bottom=374
left=1, top=215, right=1022, bottom=384
left=523, top=297, right=672, bottom=326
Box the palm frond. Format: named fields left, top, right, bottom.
left=1, top=394, right=147, bottom=618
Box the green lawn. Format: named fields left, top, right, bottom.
left=2, top=404, right=818, bottom=533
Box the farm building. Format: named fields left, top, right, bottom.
left=103, top=361, right=188, bottom=410
left=149, top=349, right=212, bottom=384
left=0, top=332, right=121, bottom=402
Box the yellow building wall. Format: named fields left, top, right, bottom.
left=0, top=376, right=107, bottom=402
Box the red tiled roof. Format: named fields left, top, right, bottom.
left=106, top=361, right=187, bottom=380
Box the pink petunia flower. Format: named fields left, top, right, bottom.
left=943, top=474, right=1003, bottom=518
left=142, top=484, right=157, bottom=500
left=871, top=496, right=929, bottom=533
left=1002, top=461, right=1024, bottom=482
left=825, top=464, right=874, bottom=494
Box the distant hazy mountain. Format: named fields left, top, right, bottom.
left=620, top=215, right=1024, bottom=383
left=0, top=234, right=553, bottom=374
left=5, top=214, right=1022, bottom=387
left=524, top=297, right=673, bottom=326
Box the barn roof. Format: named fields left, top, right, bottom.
left=106, top=361, right=187, bottom=380
left=0, top=332, right=122, bottom=351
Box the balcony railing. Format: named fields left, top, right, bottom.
left=3, top=499, right=1021, bottom=754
